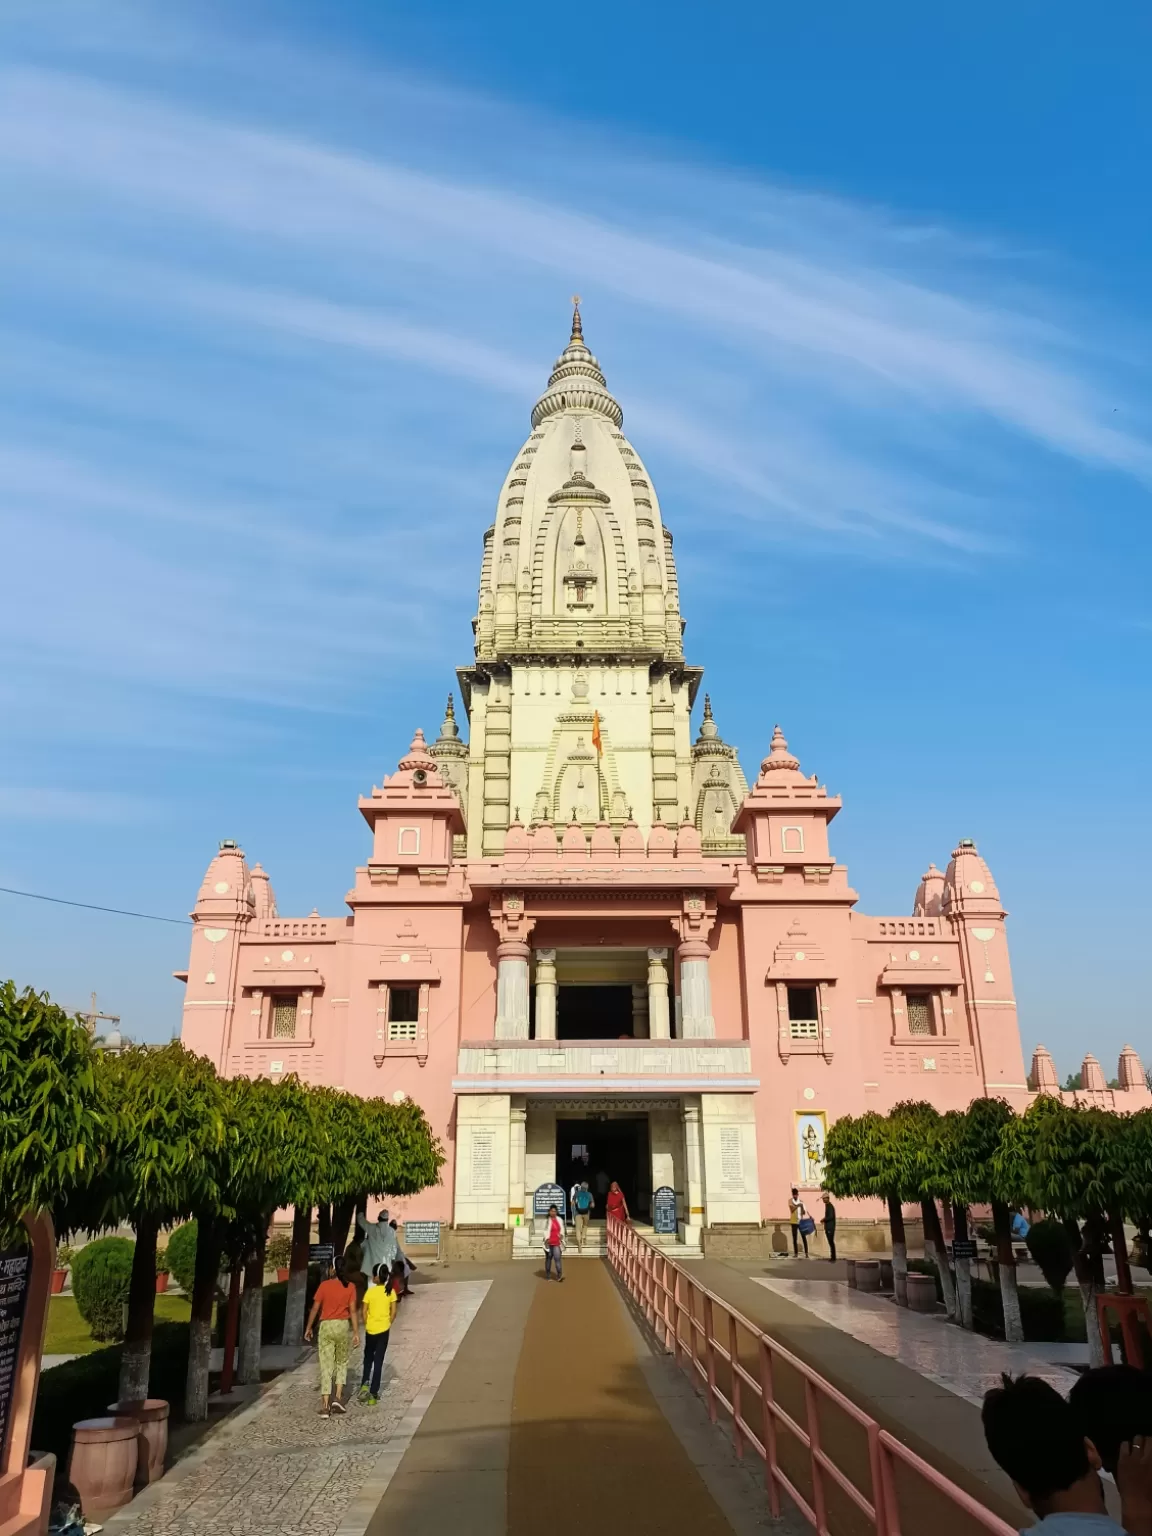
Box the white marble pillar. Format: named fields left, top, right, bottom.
left=509, top=1099, right=527, bottom=1234
left=682, top=1099, right=705, bottom=1237
left=495, top=940, right=531, bottom=1038
left=678, top=940, right=715, bottom=1039
left=647, top=948, right=671, bottom=1039
left=631, top=982, right=649, bottom=1039
left=533, top=948, right=557, bottom=1040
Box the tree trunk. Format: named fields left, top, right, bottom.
left=119, top=1214, right=160, bottom=1405
left=185, top=1218, right=221, bottom=1422
left=921, top=1199, right=958, bottom=1319
left=1110, top=1209, right=1134, bottom=1295
left=282, top=1205, right=311, bottom=1347
left=238, top=1229, right=266, bottom=1385
left=887, top=1195, right=909, bottom=1305
left=317, top=1203, right=332, bottom=1247
left=330, top=1198, right=356, bottom=1259
left=952, top=1204, right=973, bottom=1330
left=992, top=1200, right=1024, bottom=1344
left=1069, top=1216, right=1106, bottom=1368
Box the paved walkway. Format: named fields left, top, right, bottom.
left=756, top=1277, right=1079, bottom=1407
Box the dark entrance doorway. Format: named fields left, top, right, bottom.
left=557, top=985, right=632, bottom=1040
left=556, top=1116, right=651, bottom=1221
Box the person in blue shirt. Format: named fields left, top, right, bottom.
left=1011, top=1211, right=1031, bottom=1241
left=573, top=1182, right=595, bottom=1251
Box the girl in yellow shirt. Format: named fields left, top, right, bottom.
left=358, top=1265, right=398, bottom=1405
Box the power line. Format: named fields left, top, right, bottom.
left=0, top=885, right=192, bottom=926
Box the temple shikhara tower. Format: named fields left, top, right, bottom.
left=178, top=305, right=1148, bottom=1250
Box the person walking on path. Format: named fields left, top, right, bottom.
left=305, top=1258, right=360, bottom=1417
left=358, top=1264, right=398, bottom=1405
left=573, top=1182, right=594, bottom=1250
left=606, top=1180, right=629, bottom=1225
left=356, top=1209, right=399, bottom=1282
left=789, top=1188, right=810, bottom=1258
left=543, top=1203, right=565, bottom=1281
left=821, top=1193, right=837, bottom=1263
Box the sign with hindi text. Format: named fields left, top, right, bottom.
left=533, top=1184, right=566, bottom=1220
left=652, top=1187, right=678, bottom=1235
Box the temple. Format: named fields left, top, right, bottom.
left=177, top=305, right=1148, bottom=1250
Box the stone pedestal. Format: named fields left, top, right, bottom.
left=68, top=1419, right=139, bottom=1516
left=845, top=1259, right=857, bottom=1289
left=855, top=1260, right=881, bottom=1293
left=106, top=1399, right=169, bottom=1486
left=678, top=941, right=715, bottom=1039
left=906, top=1274, right=938, bottom=1313
left=495, top=941, right=530, bottom=1039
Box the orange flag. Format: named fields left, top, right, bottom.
left=591, top=711, right=603, bottom=755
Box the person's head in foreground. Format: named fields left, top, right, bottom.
left=377, top=1209, right=389, bottom=1225
left=982, top=1374, right=1105, bottom=1520
left=1070, top=1365, right=1152, bottom=1476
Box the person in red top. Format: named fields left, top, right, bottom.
left=305, top=1257, right=360, bottom=1417
left=606, top=1181, right=629, bottom=1224
left=543, top=1203, right=565, bottom=1282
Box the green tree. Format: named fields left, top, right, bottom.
left=995, top=1096, right=1125, bottom=1366
left=888, top=1100, right=958, bottom=1321
left=63, top=1043, right=228, bottom=1403
left=823, top=1111, right=912, bottom=1299
left=934, top=1098, right=1023, bottom=1339
left=0, top=982, right=108, bottom=1238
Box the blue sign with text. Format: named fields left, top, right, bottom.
left=534, top=1184, right=566, bottom=1220
left=652, top=1187, right=678, bottom=1235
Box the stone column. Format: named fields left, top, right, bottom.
left=509, top=1099, right=527, bottom=1239
left=533, top=949, right=557, bottom=1040
left=495, top=940, right=531, bottom=1039
left=647, top=948, right=671, bottom=1039
left=678, top=939, right=715, bottom=1039
left=631, top=981, right=649, bottom=1039
left=682, top=1099, right=705, bottom=1238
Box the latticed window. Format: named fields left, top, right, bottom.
left=787, top=985, right=819, bottom=1039
left=906, top=993, right=934, bottom=1035
left=387, top=986, right=420, bottom=1042
left=272, top=995, right=298, bottom=1039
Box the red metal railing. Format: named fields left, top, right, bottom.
left=608, top=1219, right=1014, bottom=1536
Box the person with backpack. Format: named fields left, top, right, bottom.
left=573, top=1182, right=595, bottom=1250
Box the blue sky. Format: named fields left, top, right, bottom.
left=1, top=1, right=1149, bottom=1075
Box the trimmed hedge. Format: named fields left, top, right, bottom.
left=907, top=1258, right=1065, bottom=1340
left=70, top=1236, right=134, bottom=1342
left=165, top=1221, right=198, bottom=1294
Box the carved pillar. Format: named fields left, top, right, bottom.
left=647, top=948, right=671, bottom=1039
left=682, top=1099, right=705, bottom=1234
left=509, top=1099, right=527, bottom=1230
left=534, top=948, right=557, bottom=1040
left=496, top=940, right=531, bottom=1039
left=678, top=939, right=714, bottom=1039
left=631, top=981, right=649, bottom=1039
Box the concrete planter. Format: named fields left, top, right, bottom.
left=879, top=1259, right=894, bottom=1292
left=106, top=1399, right=170, bottom=1486
left=154, top=1273, right=169, bottom=1294
left=856, top=1260, right=881, bottom=1293
left=906, top=1273, right=939, bottom=1313
left=50, top=1270, right=67, bottom=1295
left=276, top=1268, right=290, bottom=1283
left=845, top=1259, right=857, bottom=1289
left=68, top=1417, right=139, bottom=1516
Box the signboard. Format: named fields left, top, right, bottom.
left=951, top=1240, right=978, bottom=1261
left=402, top=1221, right=441, bottom=1248
left=0, top=1243, right=33, bottom=1471
left=308, top=1243, right=334, bottom=1267
left=652, top=1187, right=678, bottom=1236
left=533, top=1184, right=566, bottom=1220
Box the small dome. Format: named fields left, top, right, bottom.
left=531, top=301, right=623, bottom=429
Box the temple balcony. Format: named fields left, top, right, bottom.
left=452, top=1038, right=756, bottom=1095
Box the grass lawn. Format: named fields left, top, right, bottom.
left=45, top=1294, right=192, bottom=1355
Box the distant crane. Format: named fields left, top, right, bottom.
left=78, top=991, right=120, bottom=1039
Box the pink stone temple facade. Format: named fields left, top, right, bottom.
left=177, top=308, right=1149, bottom=1246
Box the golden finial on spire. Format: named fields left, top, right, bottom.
left=570, top=294, right=583, bottom=344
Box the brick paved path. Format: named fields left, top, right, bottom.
left=105, top=1281, right=490, bottom=1536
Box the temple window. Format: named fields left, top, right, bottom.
left=398, top=826, right=420, bottom=855
left=906, top=993, right=935, bottom=1036
left=271, top=994, right=298, bottom=1040
left=787, top=985, right=819, bottom=1038
left=781, top=825, right=804, bottom=853
left=387, top=985, right=420, bottom=1042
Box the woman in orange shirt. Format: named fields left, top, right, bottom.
left=305, top=1258, right=360, bottom=1417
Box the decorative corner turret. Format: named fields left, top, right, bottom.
left=913, top=863, right=945, bottom=918
left=731, top=726, right=840, bottom=876
left=689, top=694, right=748, bottom=855
left=1030, top=1042, right=1059, bottom=1091
left=429, top=693, right=469, bottom=816
left=1118, top=1043, right=1147, bottom=1092
left=355, top=729, right=466, bottom=893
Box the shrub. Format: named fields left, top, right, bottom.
left=165, top=1221, right=198, bottom=1294
left=971, top=1277, right=1065, bottom=1341
left=155, top=1247, right=170, bottom=1275
left=70, top=1236, right=134, bottom=1341
left=266, top=1232, right=292, bottom=1272
left=1026, top=1218, right=1076, bottom=1295
left=55, top=1243, right=75, bottom=1270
